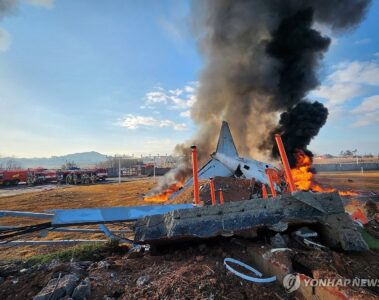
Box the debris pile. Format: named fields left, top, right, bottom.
left=199, top=177, right=255, bottom=205
left=0, top=233, right=378, bottom=300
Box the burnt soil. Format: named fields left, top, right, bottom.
left=1, top=237, right=379, bottom=300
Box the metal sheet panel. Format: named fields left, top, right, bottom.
left=169, top=159, right=233, bottom=200
left=51, top=204, right=193, bottom=225
left=184, top=158, right=233, bottom=187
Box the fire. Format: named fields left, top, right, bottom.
left=291, top=150, right=357, bottom=196
left=291, top=151, right=313, bottom=191
left=144, top=181, right=184, bottom=203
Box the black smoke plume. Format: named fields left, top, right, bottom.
left=271, top=101, right=328, bottom=167
left=189, top=0, right=370, bottom=162
left=263, top=7, right=331, bottom=165
left=265, top=8, right=331, bottom=109
left=158, top=0, right=371, bottom=190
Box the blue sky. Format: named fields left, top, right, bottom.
left=0, top=0, right=378, bottom=158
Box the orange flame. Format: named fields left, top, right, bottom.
left=144, top=181, right=184, bottom=203
left=291, top=150, right=357, bottom=196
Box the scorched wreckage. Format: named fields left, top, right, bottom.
left=0, top=121, right=369, bottom=253
left=0, top=0, right=377, bottom=298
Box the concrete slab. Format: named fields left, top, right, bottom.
left=134, top=192, right=368, bottom=251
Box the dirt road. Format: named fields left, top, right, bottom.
left=315, top=170, right=379, bottom=192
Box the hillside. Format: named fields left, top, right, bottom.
left=0, top=151, right=108, bottom=169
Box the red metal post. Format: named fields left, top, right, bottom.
left=191, top=146, right=201, bottom=205
left=274, top=134, right=297, bottom=193
left=265, top=169, right=277, bottom=197
left=261, top=184, right=268, bottom=199
left=218, top=189, right=224, bottom=205
left=209, top=177, right=216, bottom=206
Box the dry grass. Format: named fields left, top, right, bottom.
left=0, top=179, right=156, bottom=213
left=0, top=179, right=158, bottom=260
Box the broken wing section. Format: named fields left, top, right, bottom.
left=169, top=158, right=233, bottom=200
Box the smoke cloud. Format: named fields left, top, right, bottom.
left=0, top=0, right=17, bottom=20
left=271, top=101, right=328, bottom=167
left=173, top=0, right=370, bottom=172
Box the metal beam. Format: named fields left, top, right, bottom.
left=0, top=226, right=132, bottom=233
left=98, top=224, right=133, bottom=244
left=0, top=210, right=54, bottom=219
left=0, top=239, right=108, bottom=246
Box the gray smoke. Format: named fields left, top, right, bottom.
left=0, top=0, right=17, bottom=20
left=172, top=0, right=370, bottom=173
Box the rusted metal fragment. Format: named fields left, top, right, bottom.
left=134, top=192, right=368, bottom=251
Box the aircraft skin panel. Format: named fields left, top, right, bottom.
left=215, top=121, right=239, bottom=158
left=169, top=158, right=233, bottom=200
left=184, top=158, right=233, bottom=187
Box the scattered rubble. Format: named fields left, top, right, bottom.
left=0, top=235, right=378, bottom=299
left=270, top=233, right=287, bottom=248
left=136, top=275, right=150, bottom=287
left=72, top=277, right=91, bottom=300
left=33, top=274, right=79, bottom=300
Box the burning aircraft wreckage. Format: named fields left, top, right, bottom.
left=0, top=122, right=369, bottom=252
left=0, top=3, right=377, bottom=298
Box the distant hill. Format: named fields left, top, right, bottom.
left=0, top=151, right=108, bottom=169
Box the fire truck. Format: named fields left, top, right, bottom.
left=57, top=168, right=108, bottom=185
left=95, top=168, right=108, bottom=181
left=26, top=168, right=58, bottom=185
left=0, top=170, right=28, bottom=186
left=0, top=168, right=108, bottom=187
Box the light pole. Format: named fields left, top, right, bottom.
left=118, top=157, right=121, bottom=184
left=153, top=156, right=156, bottom=183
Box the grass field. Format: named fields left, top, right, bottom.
left=0, top=179, right=156, bottom=260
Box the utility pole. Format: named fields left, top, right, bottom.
left=118, top=157, right=121, bottom=184
left=153, top=156, right=156, bottom=183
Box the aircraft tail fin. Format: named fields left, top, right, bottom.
left=215, top=121, right=239, bottom=157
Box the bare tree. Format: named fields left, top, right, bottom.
left=5, top=159, right=21, bottom=170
